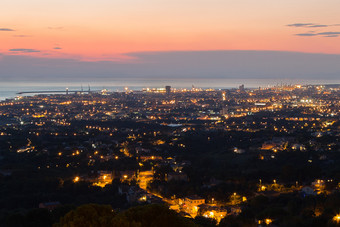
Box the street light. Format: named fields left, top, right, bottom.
left=73, top=176, right=80, bottom=182
left=333, top=214, right=340, bottom=223
left=265, top=219, right=272, bottom=225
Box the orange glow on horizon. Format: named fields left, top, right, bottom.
left=1, top=0, right=340, bottom=61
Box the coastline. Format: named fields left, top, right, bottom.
left=1, top=78, right=339, bottom=101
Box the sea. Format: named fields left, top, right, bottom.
left=1, top=78, right=339, bottom=101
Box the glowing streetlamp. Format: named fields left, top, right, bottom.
left=265, top=219, right=272, bottom=225
left=73, top=176, right=80, bottom=183
left=333, top=214, right=340, bottom=223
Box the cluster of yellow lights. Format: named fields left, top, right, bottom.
left=258, top=219, right=272, bottom=225
left=59, top=101, right=72, bottom=105
left=333, top=214, right=340, bottom=223
left=73, top=176, right=80, bottom=183
left=72, top=150, right=80, bottom=156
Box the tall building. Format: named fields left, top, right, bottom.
left=222, top=92, right=226, bottom=101
left=221, top=106, right=229, bottom=115
left=165, top=85, right=171, bottom=95
left=239, top=84, right=245, bottom=93
left=138, top=170, right=154, bottom=190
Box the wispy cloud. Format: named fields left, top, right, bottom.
left=324, top=35, right=339, bottom=38
left=53, top=47, right=62, bottom=50
left=295, top=31, right=340, bottom=38
left=318, top=32, right=340, bottom=36
left=287, top=23, right=314, bottom=27
left=48, top=26, right=64, bottom=30
left=13, top=35, right=31, bottom=38
left=9, top=48, right=40, bottom=53
left=309, top=24, right=328, bottom=28
left=287, top=23, right=339, bottom=28
left=295, top=33, right=318, bottom=36
left=0, top=28, right=15, bottom=31
left=289, top=23, right=340, bottom=38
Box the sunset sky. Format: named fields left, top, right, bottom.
left=1, top=0, right=340, bottom=82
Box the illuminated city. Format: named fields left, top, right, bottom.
left=1, top=0, right=340, bottom=226
left=0, top=84, right=339, bottom=226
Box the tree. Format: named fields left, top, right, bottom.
left=55, top=204, right=115, bottom=227
left=4, top=213, right=25, bottom=227
left=112, top=204, right=198, bottom=227
left=194, top=216, right=217, bottom=227
left=219, top=215, right=256, bottom=227
left=55, top=203, right=198, bottom=227
left=25, top=208, right=53, bottom=227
